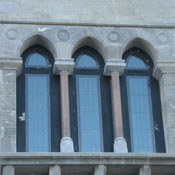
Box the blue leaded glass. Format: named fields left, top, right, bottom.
left=76, top=54, right=98, bottom=68
left=25, top=53, right=49, bottom=68
left=76, top=75, right=103, bottom=152
left=126, top=76, right=155, bottom=153
left=127, top=56, right=147, bottom=69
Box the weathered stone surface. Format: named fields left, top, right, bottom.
left=93, top=165, right=106, bottom=175
left=0, top=0, right=174, bottom=155
left=139, top=165, right=151, bottom=175
left=0, top=0, right=174, bottom=25
left=49, top=165, right=61, bottom=175
left=60, top=137, right=74, bottom=153
left=114, top=137, right=128, bottom=153
left=2, top=166, right=15, bottom=175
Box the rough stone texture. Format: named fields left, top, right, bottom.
left=159, top=74, right=175, bottom=153
left=2, top=166, right=15, bottom=175
left=49, top=165, right=61, bottom=175
left=0, top=0, right=174, bottom=25
left=93, top=165, right=106, bottom=175
left=0, top=1, right=174, bottom=154
left=139, top=165, right=151, bottom=175
left=0, top=69, right=17, bottom=152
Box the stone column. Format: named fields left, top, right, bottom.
left=138, top=165, right=151, bottom=175
left=54, top=58, right=75, bottom=152
left=49, top=165, right=61, bottom=175
left=0, top=58, right=22, bottom=152
left=104, top=60, right=128, bottom=153
left=153, top=61, right=175, bottom=153
left=93, top=165, right=106, bottom=175
left=2, top=165, right=15, bottom=175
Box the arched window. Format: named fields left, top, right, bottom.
left=120, top=47, right=165, bottom=153
left=70, top=46, right=113, bottom=152
left=17, top=45, right=61, bottom=152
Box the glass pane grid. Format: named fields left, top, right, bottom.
left=25, top=53, right=49, bottom=68
left=76, top=75, right=103, bottom=152
left=127, top=76, right=155, bottom=153
left=126, top=56, right=148, bottom=70
left=76, top=54, right=99, bottom=69
left=26, top=74, right=50, bottom=152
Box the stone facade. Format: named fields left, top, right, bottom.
left=0, top=0, right=175, bottom=174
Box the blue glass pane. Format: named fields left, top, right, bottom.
left=127, top=56, right=147, bottom=69
left=76, top=54, right=98, bottom=68
left=25, top=53, right=49, bottom=67
left=76, top=75, right=103, bottom=152
left=127, top=76, right=154, bottom=153
left=26, top=74, right=50, bottom=152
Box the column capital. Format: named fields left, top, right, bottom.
left=0, top=57, right=23, bottom=76
left=153, top=60, right=175, bottom=80
left=53, top=58, right=75, bottom=75
left=104, top=59, right=126, bottom=76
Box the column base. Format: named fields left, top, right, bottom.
left=60, top=137, right=74, bottom=152
left=113, top=137, right=128, bottom=153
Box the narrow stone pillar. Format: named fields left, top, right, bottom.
left=60, top=71, right=74, bottom=152
left=104, top=60, right=128, bottom=153
left=49, top=165, right=61, bottom=175
left=139, top=165, right=151, bottom=175
left=54, top=59, right=75, bottom=152
left=153, top=61, right=175, bottom=153
left=2, top=166, right=15, bottom=175
left=93, top=165, right=106, bottom=175
left=0, top=58, right=22, bottom=152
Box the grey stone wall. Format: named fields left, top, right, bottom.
left=0, top=1, right=175, bottom=153
left=0, top=0, right=174, bottom=25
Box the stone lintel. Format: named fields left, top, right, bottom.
left=0, top=57, right=23, bottom=77
left=54, top=58, right=75, bottom=75
left=153, top=60, right=175, bottom=80
left=104, top=59, right=126, bottom=76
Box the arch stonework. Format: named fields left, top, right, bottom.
left=17, top=32, right=59, bottom=59
left=69, top=34, right=109, bottom=61
left=121, top=37, right=160, bottom=66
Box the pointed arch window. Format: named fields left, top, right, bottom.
left=120, top=47, right=165, bottom=153
left=70, top=46, right=113, bottom=152
left=17, top=45, right=61, bottom=152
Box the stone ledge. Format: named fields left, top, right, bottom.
left=0, top=57, right=23, bottom=76
left=153, top=60, right=175, bottom=80
left=0, top=153, right=175, bottom=175
left=0, top=20, right=174, bottom=29
left=0, top=153, right=175, bottom=165
left=53, top=59, right=75, bottom=75
left=104, top=59, right=126, bottom=76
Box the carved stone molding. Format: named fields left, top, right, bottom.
left=157, top=32, right=170, bottom=45
left=5, top=28, right=19, bottom=40
left=53, top=58, right=75, bottom=75
left=153, top=60, right=175, bottom=80
left=107, top=31, right=120, bottom=43
left=104, top=59, right=126, bottom=76
left=0, top=57, right=23, bottom=76
left=57, top=30, right=70, bottom=42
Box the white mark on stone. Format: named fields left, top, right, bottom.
left=4, top=73, right=13, bottom=76
left=38, top=27, right=51, bottom=32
